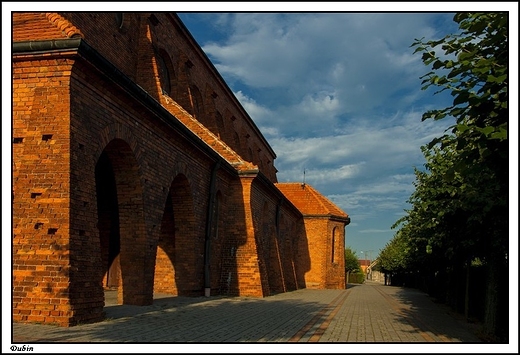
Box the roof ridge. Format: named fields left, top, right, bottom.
left=275, top=182, right=348, bottom=218
left=46, top=13, right=83, bottom=39
left=162, top=96, right=257, bottom=171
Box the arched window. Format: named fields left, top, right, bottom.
left=189, top=85, right=203, bottom=119
left=215, top=111, right=226, bottom=139
left=233, top=132, right=241, bottom=152
left=331, top=227, right=337, bottom=263
left=156, top=53, right=171, bottom=95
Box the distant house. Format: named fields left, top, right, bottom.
left=359, top=259, right=384, bottom=283
left=359, top=259, right=371, bottom=274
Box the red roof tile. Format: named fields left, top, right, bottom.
left=275, top=182, right=349, bottom=218
left=12, top=13, right=83, bottom=42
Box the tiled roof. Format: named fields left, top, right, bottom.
left=275, top=182, right=349, bottom=219
left=161, top=97, right=258, bottom=172
left=12, top=13, right=83, bottom=42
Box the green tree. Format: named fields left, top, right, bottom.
left=344, top=247, right=360, bottom=273
left=344, top=247, right=361, bottom=284
left=377, top=231, right=410, bottom=281
left=405, top=12, right=508, bottom=341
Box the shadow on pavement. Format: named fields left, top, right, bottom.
left=380, top=285, right=483, bottom=343
left=14, top=290, right=336, bottom=343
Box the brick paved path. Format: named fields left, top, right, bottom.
left=9, top=281, right=487, bottom=350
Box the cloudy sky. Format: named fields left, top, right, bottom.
left=3, top=3, right=516, bottom=261
left=174, top=5, right=517, bottom=259
left=175, top=10, right=465, bottom=259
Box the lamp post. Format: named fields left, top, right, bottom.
left=360, top=251, right=366, bottom=281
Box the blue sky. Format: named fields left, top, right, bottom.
left=175, top=11, right=464, bottom=259
left=173, top=6, right=517, bottom=261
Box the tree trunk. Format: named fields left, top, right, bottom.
left=483, top=254, right=507, bottom=341
left=464, top=260, right=470, bottom=320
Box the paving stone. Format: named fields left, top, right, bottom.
left=10, top=282, right=487, bottom=351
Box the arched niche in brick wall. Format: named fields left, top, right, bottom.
left=156, top=48, right=176, bottom=97
left=154, top=173, right=202, bottom=296
left=214, top=111, right=226, bottom=141
left=188, top=84, right=203, bottom=120
left=331, top=226, right=337, bottom=264
left=95, top=138, right=147, bottom=305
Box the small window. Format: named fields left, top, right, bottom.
left=331, top=228, right=337, bottom=263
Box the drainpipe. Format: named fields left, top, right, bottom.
left=204, top=161, right=220, bottom=297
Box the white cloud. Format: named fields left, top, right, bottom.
left=202, top=13, right=457, bottom=118
left=359, top=229, right=392, bottom=234
left=181, top=12, right=462, bottom=254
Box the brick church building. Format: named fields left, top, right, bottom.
left=12, top=12, right=351, bottom=326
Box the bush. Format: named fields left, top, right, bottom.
left=348, top=272, right=365, bottom=284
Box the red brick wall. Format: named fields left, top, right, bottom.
left=298, top=219, right=346, bottom=289
left=12, top=12, right=348, bottom=327
left=58, top=12, right=278, bottom=181
left=327, top=222, right=346, bottom=289
left=12, top=54, right=77, bottom=326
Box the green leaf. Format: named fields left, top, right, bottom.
left=490, top=130, right=507, bottom=140
left=478, top=126, right=495, bottom=136
left=453, top=91, right=469, bottom=106
left=488, top=74, right=507, bottom=83
left=456, top=124, right=470, bottom=133
left=444, top=168, right=455, bottom=182
left=432, top=60, right=444, bottom=70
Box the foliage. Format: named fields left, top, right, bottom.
left=384, top=12, right=508, bottom=341
left=348, top=272, right=365, bottom=284
left=344, top=247, right=361, bottom=273
left=377, top=231, right=410, bottom=275
left=408, top=11, right=508, bottom=263
left=412, top=13, right=507, bottom=148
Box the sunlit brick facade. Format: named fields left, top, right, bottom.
left=12, top=12, right=350, bottom=326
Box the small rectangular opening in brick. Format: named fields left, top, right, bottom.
left=47, top=228, right=58, bottom=235
left=149, top=14, right=159, bottom=26
left=31, top=192, right=42, bottom=198
left=34, top=222, right=44, bottom=230
left=13, top=137, right=24, bottom=144
left=42, top=134, right=53, bottom=141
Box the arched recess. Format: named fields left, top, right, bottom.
left=279, top=214, right=296, bottom=291
left=154, top=174, right=201, bottom=296
left=156, top=48, right=176, bottom=97
left=188, top=84, right=203, bottom=120
left=331, top=226, right=342, bottom=265
left=331, top=227, right=337, bottom=264
left=203, top=85, right=219, bottom=135
left=215, top=111, right=227, bottom=141
left=262, top=202, right=284, bottom=295
left=95, top=138, right=147, bottom=305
